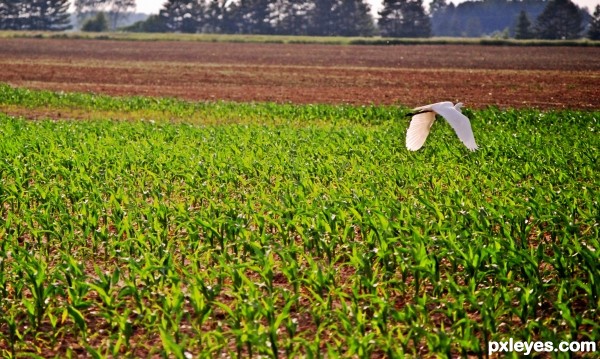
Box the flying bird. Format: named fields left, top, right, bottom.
left=405, top=101, right=478, bottom=151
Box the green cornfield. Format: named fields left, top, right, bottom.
left=0, top=85, right=598, bottom=358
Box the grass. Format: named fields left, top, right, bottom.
left=0, top=85, right=598, bottom=357
left=1, top=30, right=600, bottom=46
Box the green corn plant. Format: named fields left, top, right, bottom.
left=0, top=90, right=598, bottom=357
left=21, top=258, right=54, bottom=330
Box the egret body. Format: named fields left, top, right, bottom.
left=405, top=101, right=478, bottom=151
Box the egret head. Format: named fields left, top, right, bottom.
left=405, top=109, right=433, bottom=118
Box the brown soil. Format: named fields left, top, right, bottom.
left=1, top=38, right=599, bottom=110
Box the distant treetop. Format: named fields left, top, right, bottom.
left=0, top=0, right=596, bottom=39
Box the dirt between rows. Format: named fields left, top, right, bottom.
left=0, top=38, right=599, bottom=110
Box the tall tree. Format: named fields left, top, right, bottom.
left=0, top=0, right=71, bottom=30
left=35, top=0, right=71, bottom=30
left=228, top=0, right=273, bottom=34
left=271, top=0, right=311, bottom=35
left=75, top=0, right=136, bottom=29
left=74, top=0, right=105, bottom=23
left=123, top=13, right=169, bottom=32
left=307, top=0, right=339, bottom=35
left=588, top=4, right=600, bottom=40
left=429, top=0, right=447, bottom=15
left=378, top=0, right=431, bottom=37
left=108, top=0, right=136, bottom=30
left=429, top=0, right=460, bottom=36
left=304, top=0, right=375, bottom=36
left=0, top=0, right=20, bottom=29
left=535, top=0, right=583, bottom=39
left=430, top=0, right=548, bottom=37
left=202, top=0, right=228, bottom=33
left=82, top=11, right=109, bottom=31
left=514, top=9, right=533, bottom=39
left=159, top=0, right=202, bottom=33
left=335, top=0, right=376, bottom=36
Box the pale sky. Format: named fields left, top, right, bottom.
left=134, top=0, right=600, bottom=15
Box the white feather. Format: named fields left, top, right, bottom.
left=406, top=111, right=435, bottom=151
left=406, top=101, right=478, bottom=151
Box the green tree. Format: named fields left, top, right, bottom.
left=122, top=14, right=169, bottom=32
left=514, top=10, right=533, bottom=39
left=464, top=16, right=482, bottom=36
left=335, top=0, right=376, bottom=36
left=75, top=0, right=137, bottom=30
left=0, top=0, right=71, bottom=30
left=271, top=0, right=311, bottom=35
left=535, top=0, right=583, bottom=39
left=588, top=4, right=600, bottom=40
left=74, top=0, right=104, bottom=25
left=108, top=0, right=136, bottom=30
left=0, top=0, right=22, bottom=29
left=429, top=0, right=448, bottom=14
left=159, top=0, right=202, bottom=33
left=202, top=0, right=228, bottom=33
left=378, top=0, right=431, bottom=37
left=33, top=0, right=72, bottom=30
left=429, top=0, right=460, bottom=36
left=228, top=0, right=273, bottom=34
left=304, top=0, right=375, bottom=36
left=81, top=11, right=109, bottom=31
left=429, top=0, right=548, bottom=37
left=307, top=0, right=338, bottom=35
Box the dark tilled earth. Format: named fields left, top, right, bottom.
left=1, top=38, right=599, bottom=110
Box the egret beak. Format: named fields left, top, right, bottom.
left=405, top=109, right=433, bottom=118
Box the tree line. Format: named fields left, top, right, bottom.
left=431, top=0, right=593, bottom=39
left=1, top=0, right=600, bottom=40
left=125, top=0, right=379, bottom=36
left=0, top=0, right=71, bottom=31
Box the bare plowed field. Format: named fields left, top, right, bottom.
left=1, top=38, right=599, bottom=109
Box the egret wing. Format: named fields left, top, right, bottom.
left=406, top=111, right=436, bottom=151
left=432, top=104, right=478, bottom=151
left=411, top=101, right=452, bottom=113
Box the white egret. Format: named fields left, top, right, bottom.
left=405, top=101, right=478, bottom=151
